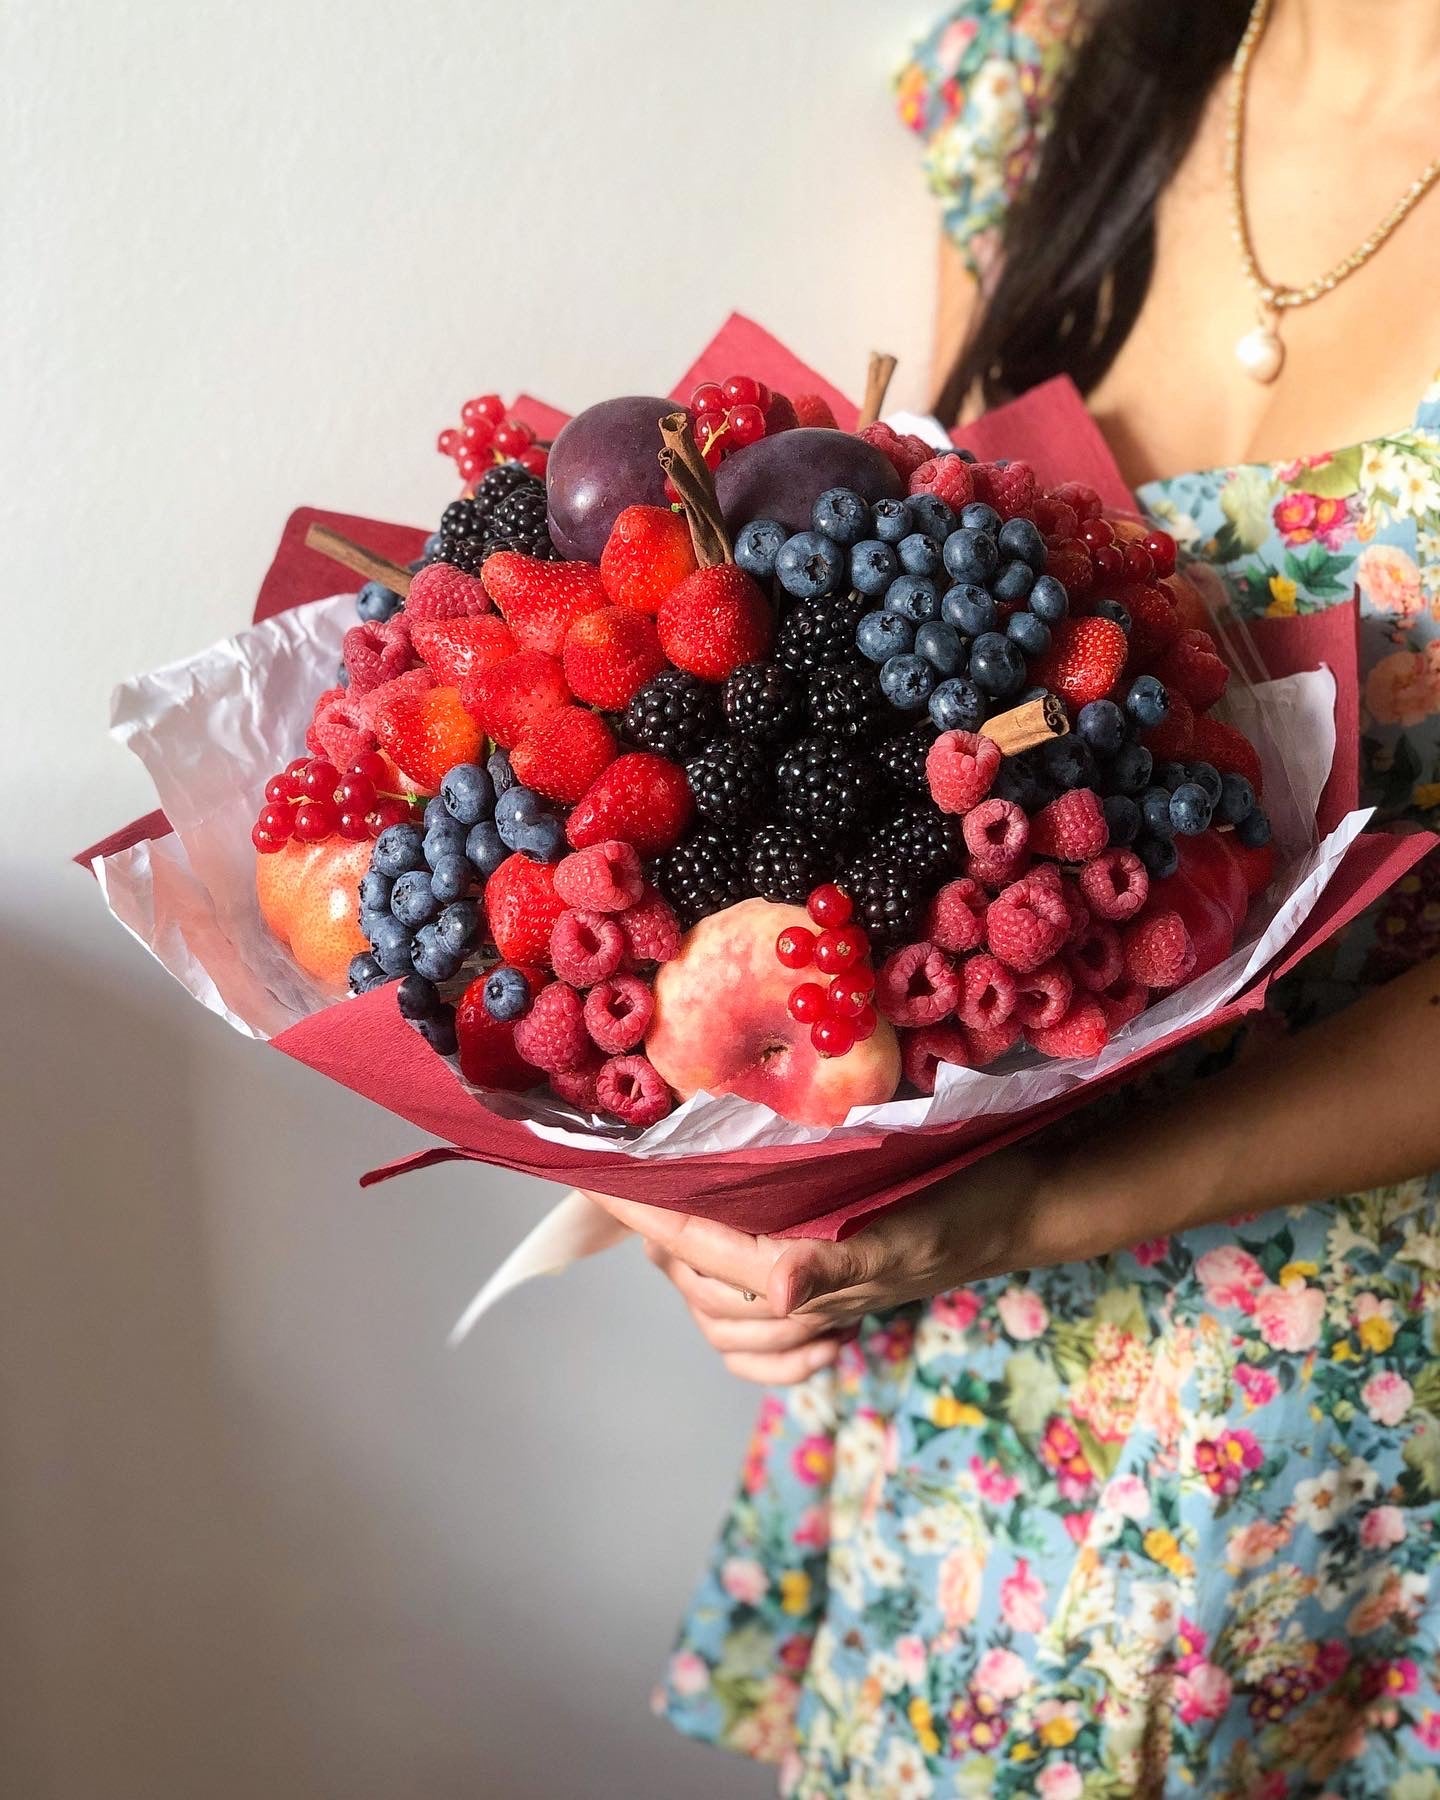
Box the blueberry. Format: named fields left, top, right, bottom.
left=357, top=580, right=403, bottom=624
left=1138, top=834, right=1180, bottom=879
left=1006, top=610, right=1051, bottom=657
left=941, top=583, right=996, bottom=636
left=955, top=448, right=977, bottom=464
left=1093, top=598, right=1133, bottom=636
left=440, top=762, right=495, bottom=826
left=929, top=677, right=988, bottom=732
left=776, top=530, right=845, bottom=599
left=897, top=532, right=943, bottom=578
left=1107, top=741, right=1154, bottom=795
left=359, top=905, right=390, bottom=941
left=997, top=516, right=1047, bottom=573
left=1127, top=674, right=1170, bottom=730
left=347, top=952, right=390, bottom=995
left=879, top=653, right=938, bottom=711
left=1042, top=736, right=1097, bottom=791
left=1188, top=761, right=1223, bottom=807
left=391, top=869, right=440, bottom=928
left=436, top=900, right=481, bottom=954
left=1104, top=794, right=1141, bottom=847
left=1141, top=787, right=1177, bottom=838
left=423, top=795, right=451, bottom=833
left=1216, top=772, right=1256, bottom=825
left=1235, top=806, right=1272, bottom=849
left=914, top=620, right=964, bottom=675
left=466, top=820, right=510, bottom=877
left=992, top=558, right=1036, bottom=605
left=371, top=823, right=426, bottom=878
left=495, top=785, right=546, bottom=844
left=430, top=853, right=474, bottom=905
left=857, top=610, right=914, bottom=663
left=969, top=631, right=1027, bottom=698
left=422, top=532, right=444, bottom=560
left=522, top=815, right=567, bottom=862
left=1156, top=761, right=1191, bottom=794
left=849, top=539, right=899, bottom=597
left=371, top=915, right=416, bottom=977
left=943, top=527, right=999, bottom=586
left=424, top=819, right=470, bottom=868
left=396, top=973, right=441, bottom=1020
left=336, top=663, right=350, bottom=689
left=487, top=749, right=516, bottom=798
left=483, top=964, right=533, bottom=1022
left=992, top=758, right=1053, bottom=812
left=407, top=557, right=426, bottom=574
left=1028, top=575, right=1069, bottom=624
left=812, top=488, right=871, bottom=547
left=1170, top=782, right=1214, bottom=836
left=907, top=493, right=956, bottom=542
left=358, top=869, right=394, bottom=912
left=871, top=498, right=914, bottom=544
left=883, top=575, right=940, bottom=624
left=735, top=518, right=787, bottom=581
left=411, top=923, right=463, bottom=984
left=414, top=1003, right=458, bottom=1056
left=1077, top=699, right=1126, bottom=757
left=959, top=502, right=1001, bottom=535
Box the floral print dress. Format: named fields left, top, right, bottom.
left=656, top=6, right=1440, bottom=1797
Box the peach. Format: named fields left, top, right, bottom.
left=646, top=898, right=901, bottom=1127
left=256, top=835, right=371, bottom=990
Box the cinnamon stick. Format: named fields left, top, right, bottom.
left=856, top=351, right=899, bottom=430
left=658, top=411, right=732, bottom=567
left=304, top=523, right=414, bottom=597
left=980, top=694, right=1069, bottom=755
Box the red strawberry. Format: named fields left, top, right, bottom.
left=1033, top=616, right=1129, bottom=710
left=765, top=392, right=803, bottom=432
left=657, top=565, right=774, bottom=681
left=484, top=855, right=567, bottom=965
left=562, top=607, right=667, bottom=708
left=373, top=685, right=484, bottom=792
left=1190, top=714, right=1264, bottom=796
left=409, top=613, right=517, bottom=685
left=483, top=552, right=607, bottom=655
left=510, top=705, right=617, bottom=805
left=600, top=505, right=698, bottom=615
left=1174, top=833, right=1249, bottom=929
left=566, top=753, right=693, bottom=855
left=460, top=650, right=571, bottom=749
left=352, top=666, right=436, bottom=732
left=456, top=974, right=545, bottom=1091
left=1118, top=583, right=1182, bottom=662
left=1158, top=628, right=1229, bottom=711
left=791, top=393, right=837, bottom=429
left=404, top=563, right=491, bottom=622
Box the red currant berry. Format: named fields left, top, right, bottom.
left=461, top=418, right=496, bottom=450
left=1092, top=543, right=1125, bottom=584
left=775, top=926, right=816, bottom=969
left=293, top=800, right=337, bottom=842
left=437, top=428, right=460, bottom=457
left=701, top=437, right=725, bottom=471
left=1142, top=529, right=1178, bottom=577
left=264, top=772, right=295, bottom=804
left=494, top=419, right=534, bottom=456
left=728, top=403, right=766, bottom=447
left=285, top=756, right=310, bottom=778
left=464, top=395, right=506, bottom=425
left=662, top=475, right=681, bottom=506
left=754, top=380, right=771, bottom=410
left=851, top=1003, right=878, bottom=1042
left=787, top=982, right=827, bottom=1024
left=690, top=382, right=728, bottom=417
left=338, top=810, right=371, bottom=841
left=258, top=801, right=294, bottom=838
left=347, top=751, right=389, bottom=786
left=722, top=374, right=762, bottom=408
left=369, top=798, right=411, bottom=834
left=811, top=1016, right=857, bottom=1059
left=458, top=455, right=483, bottom=482
left=251, top=824, right=287, bottom=854
left=337, top=773, right=376, bottom=811
left=300, top=759, right=340, bottom=800
left=814, top=927, right=867, bottom=974
left=518, top=445, right=549, bottom=478
left=694, top=413, right=721, bottom=448
left=1123, top=543, right=1155, bottom=582
left=807, top=883, right=853, bottom=928
left=826, top=977, right=868, bottom=1018
left=1079, top=517, right=1115, bottom=549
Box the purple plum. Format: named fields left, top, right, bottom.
left=545, top=395, right=680, bottom=563
left=713, top=428, right=904, bottom=538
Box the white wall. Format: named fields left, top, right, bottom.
left=2, top=3, right=938, bottom=1794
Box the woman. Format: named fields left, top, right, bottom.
left=602, top=3, right=1440, bottom=1793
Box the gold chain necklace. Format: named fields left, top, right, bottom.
left=1226, top=0, right=1440, bottom=383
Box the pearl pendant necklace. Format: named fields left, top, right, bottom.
left=1235, top=306, right=1284, bottom=384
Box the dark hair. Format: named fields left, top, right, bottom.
left=936, top=0, right=1251, bottom=420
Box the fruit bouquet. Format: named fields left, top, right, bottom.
left=86, top=317, right=1432, bottom=1271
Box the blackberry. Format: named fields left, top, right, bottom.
left=746, top=823, right=820, bottom=904
left=473, top=462, right=539, bottom=515
left=489, top=485, right=550, bottom=541
left=805, top=662, right=884, bottom=743
left=623, top=669, right=720, bottom=760
left=871, top=798, right=959, bottom=881
left=874, top=721, right=939, bottom=795
left=485, top=531, right=558, bottom=561
left=774, top=591, right=868, bottom=678
left=843, top=852, right=927, bottom=951
left=684, top=738, right=771, bottom=829
left=773, top=734, right=876, bottom=843
left=440, top=498, right=480, bottom=539
left=722, top=661, right=803, bottom=743
left=652, top=826, right=748, bottom=928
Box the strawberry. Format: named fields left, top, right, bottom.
left=404, top=563, right=491, bottom=622
left=1174, top=833, right=1250, bottom=930
left=482, top=551, right=607, bottom=655
left=600, top=505, right=698, bottom=615
left=456, top=973, right=545, bottom=1091
left=1190, top=713, right=1264, bottom=796
left=562, top=606, right=667, bottom=708
left=352, top=665, right=436, bottom=732
left=566, top=753, right=693, bottom=855
left=1158, top=628, right=1230, bottom=711
left=484, top=855, right=567, bottom=965
left=460, top=650, right=571, bottom=749
left=791, top=393, right=837, bottom=429
left=373, top=684, right=484, bottom=792
left=1117, top=582, right=1182, bottom=662
left=1032, top=615, right=1129, bottom=710
left=409, top=613, right=517, bottom=685
left=510, top=705, right=617, bottom=805
left=656, top=565, right=774, bottom=681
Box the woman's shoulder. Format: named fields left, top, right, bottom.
left=896, top=0, right=1086, bottom=276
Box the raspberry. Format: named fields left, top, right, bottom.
left=1033, top=616, right=1129, bottom=710
left=548, top=1050, right=606, bottom=1112
left=404, top=562, right=492, bottom=622
left=1030, top=788, right=1109, bottom=863
left=484, top=854, right=566, bottom=965
left=974, top=460, right=1036, bottom=520
left=561, top=606, right=667, bottom=709
left=1140, top=688, right=1195, bottom=760
left=1045, top=537, right=1095, bottom=594
left=1011, top=959, right=1074, bottom=1029
left=1066, top=921, right=1124, bottom=992
left=583, top=974, right=655, bottom=1053
left=1079, top=849, right=1150, bottom=921
left=1097, top=978, right=1149, bottom=1031
left=875, top=941, right=960, bottom=1027
left=656, top=565, right=774, bottom=681
left=482, top=552, right=608, bottom=656
left=908, top=453, right=975, bottom=511
left=409, top=613, right=517, bottom=685
left=307, top=688, right=377, bottom=771
left=927, top=730, right=1002, bottom=816
left=985, top=874, right=1071, bottom=974
left=963, top=1016, right=1023, bottom=1065
left=618, top=885, right=682, bottom=964
left=1051, top=481, right=1103, bottom=522
left=1028, top=994, right=1111, bottom=1059
left=1158, top=629, right=1229, bottom=712
left=554, top=841, right=644, bottom=914
left=957, top=952, right=1017, bottom=1030
left=792, top=393, right=838, bottom=429
left=599, top=505, right=697, bottom=616
left=966, top=847, right=1030, bottom=888
left=343, top=617, right=416, bottom=694
left=1120, top=583, right=1182, bottom=662
left=1122, top=909, right=1197, bottom=990
left=549, top=909, right=627, bottom=986
left=1059, top=876, right=1092, bottom=945
left=512, top=981, right=591, bottom=1073
left=595, top=1054, right=672, bottom=1127
left=566, top=753, right=694, bottom=857
left=900, top=1025, right=972, bottom=1094
left=461, top=650, right=571, bottom=749
left=962, top=798, right=1029, bottom=865
left=925, top=878, right=989, bottom=954
left=510, top=704, right=617, bottom=806
left=1033, top=495, right=1079, bottom=539
left=859, top=421, right=932, bottom=481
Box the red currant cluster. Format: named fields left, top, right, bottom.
left=685, top=373, right=774, bottom=471
left=251, top=752, right=419, bottom=855
left=1038, top=497, right=1178, bottom=599
left=774, top=885, right=880, bottom=1059
left=436, top=394, right=549, bottom=486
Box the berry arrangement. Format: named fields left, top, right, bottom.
left=436, top=393, right=550, bottom=486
